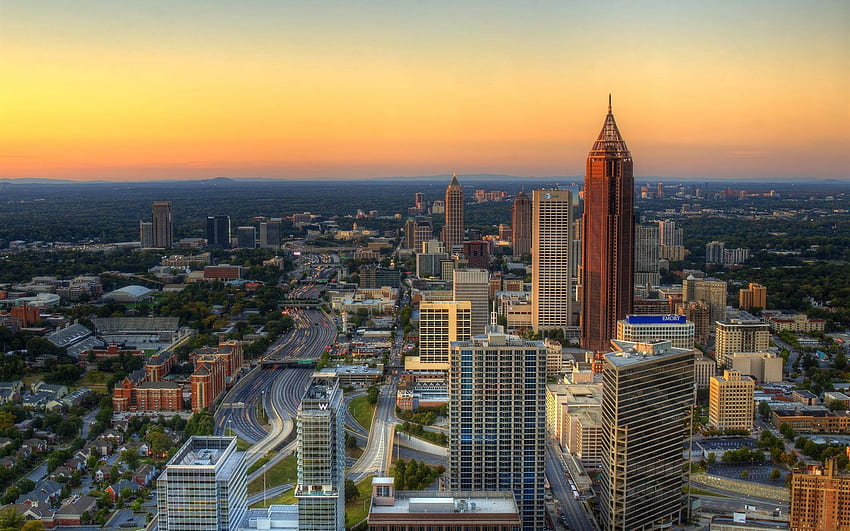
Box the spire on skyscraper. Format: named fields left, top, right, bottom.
left=591, top=96, right=630, bottom=157
left=449, top=172, right=460, bottom=187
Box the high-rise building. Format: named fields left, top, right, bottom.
left=738, top=282, right=767, bottom=311
left=581, top=98, right=635, bottom=352
left=206, top=215, right=231, bottom=249
left=414, top=191, right=425, bottom=210
left=715, top=317, right=771, bottom=368
left=417, top=301, right=471, bottom=369
left=511, top=190, right=532, bottom=256
left=236, top=226, right=257, bottom=249
left=616, top=314, right=695, bottom=350
left=139, top=221, right=154, bottom=249
left=790, top=458, right=850, bottom=531
left=658, top=220, right=686, bottom=262
left=414, top=219, right=433, bottom=251
left=152, top=201, right=173, bottom=248
left=442, top=173, right=464, bottom=250
left=683, top=275, right=728, bottom=324
left=634, top=225, right=660, bottom=287
left=259, top=219, right=281, bottom=249
left=449, top=325, right=546, bottom=530
left=706, top=241, right=725, bottom=265
left=453, top=269, right=489, bottom=335
left=296, top=373, right=345, bottom=531
left=532, top=189, right=575, bottom=334
left=156, top=436, right=247, bottom=531
left=600, top=341, right=694, bottom=530
left=677, top=300, right=712, bottom=345
left=709, top=370, right=755, bottom=431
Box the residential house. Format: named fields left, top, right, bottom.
left=132, top=464, right=157, bottom=487
left=54, top=495, right=98, bottom=527
left=16, top=479, right=63, bottom=506
left=105, top=479, right=140, bottom=502
left=21, top=438, right=48, bottom=456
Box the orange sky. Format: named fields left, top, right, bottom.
left=1, top=1, right=848, bottom=180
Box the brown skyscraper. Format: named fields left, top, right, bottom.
left=152, top=201, right=173, bottom=249
left=581, top=97, right=634, bottom=352
left=511, top=189, right=531, bottom=256
left=441, top=173, right=464, bottom=249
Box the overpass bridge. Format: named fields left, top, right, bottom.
left=261, top=358, right=318, bottom=369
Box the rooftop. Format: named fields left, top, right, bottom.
left=166, top=436, right=238, bottom=468
left=370, top=490, right=518, bottom=516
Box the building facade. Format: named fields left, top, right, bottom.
left=616, top=314, right=695, bottom=350
left=634, top=225, right=660, bottom=287
left=236, top=226, right=257, bottom=249
left=715, top=318, right=771, bottom=369
left=258, top=219, right=281, bottom=249
left=738, top=282, right=767, bottom=311
left=296, top=373, right=345, bottom=531
left=449, top=327, right=546, bottom=530
left=152, top=201, right=173, bottom=248
left=206, top=215, right=231, bottom=248
left=709, top=370, right=755, bottom=431
left=581, top=99, right=634, bottom=352
left=156, top=436, right=247, bottom=531
left=442, top=173, right=464, bottom=250
left=532, top=188, right=575, bottom=333
left=453, top=269, right=489, bottom=336
left=790, top=459, right=850, bottom=531
left=683, top=276, right=728, bottom=324
left=600, top=341, right=694, bottom=530
left=417, top=301, right=472, bottom=369
left=511, top=190, right=532, bottom=256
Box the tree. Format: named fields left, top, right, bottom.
left=758, top=400, right=772, bottom=420
left=366, top=385, right=380, bottom=406
left=826, top=399, right=847, bottom=411
left=770, top=468, right=781, bottom=481
left=0, top=506, right=23, bottom=530
left=741, top=470, right=749, bottom=479
left=344, top=479, right=360, bottom=502
left=21, top=521, right=45, bottom=531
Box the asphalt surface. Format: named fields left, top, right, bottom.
left=545, top=443, right=598, bottom=531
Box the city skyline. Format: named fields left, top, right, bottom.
left=2, top=1, right=848, bottom=181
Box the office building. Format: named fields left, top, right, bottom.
left=511, top=190, right=532, bottom=256
left=581, top=98, right=634, bottom=352
left=442, top=173, right=464, bottom=250
left=694, top=354, right=717, bottom=390
left=532, top=188, right=575, bottom=333
left=156, top=436, right=247, bottom=531
left=417, top=301, right=472, bottom=369
left=729, top=351, right=782, bottom=383
left=449, top=325, right=546, bottom=530
left=683, top=275, right=728, bottom=324
left=152, top=201, right=173, bottom=248
left=790, top=458, right=850, bottom=531
left=634, top=225, right=660, bottom=287
left=359, top=265, right=401, bottom=289
left=139, top=221, right=154, bottom=249
left=414, top=191, right=425, bottom=211
left=259, top=219, right=281, bottom=249
left=462, top=240, right=490, bottom=269
left=206, top=216, right=231, bottom=249
left=413, top=219, right=434, bottom=251
left=236, top=226, right=257, bottom=249
left=616, top=314, right=695, bottom=350
left=296, top=373, right=345, bottom=531
left=709, top=370, right=755, bottom=431
left=600, top=341, right=694, bottom=530
left=453, top=269, right=489, bottom=335
left=715, top=318, right=770, bottom=369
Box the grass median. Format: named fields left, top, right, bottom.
left=349, top=395, right=376, bottom=431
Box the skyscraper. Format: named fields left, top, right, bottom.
left=738, top=282, right=767, bottom=311
left=600, top=341, right=694, bottom=530
left=139, top=221, right=154, bottom=249
left=156, top=436, right=247, bottom=531
left=683, top=275, right=728, bottom=324
left=581, top=97, right=634, bottom=352
left=449, top=325, right=546, bottom=530
left=709, top=370, right=754, bottom=431
left=453, top=269, right=490, bottom=335
left=296, top=373, right=345, bottom=530
left=532, top=189, right=575, bottom=333
left=236, top=226, right=257, bottom=249
left=152, top=201, right=173, bottom=248
left=417, top=301, right=471, bottom=369
left=511, top=190, right=532, bottom=256
left=206, top=215, right=231, bottom=249
left=714, top=317, right=770, bottom=368
left=634, top=224, right=660, bottom=287
left=442, top=173, right=464, bottom=250
left=259, top=219, right=281, bottom=249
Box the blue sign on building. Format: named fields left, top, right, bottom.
left=625, top=314, right=686, bottom=324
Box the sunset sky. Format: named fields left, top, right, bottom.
left=1, top=1, right=848, bottom=181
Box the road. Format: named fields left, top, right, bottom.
left=545, top=443, right=597, bottom=531
left=348, top=375, right=399, bottom=482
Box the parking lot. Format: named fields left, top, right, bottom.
left=708, top=463, right=789, bottom=485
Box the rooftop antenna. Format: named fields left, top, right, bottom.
left=608, top=93, right=612, bottom=113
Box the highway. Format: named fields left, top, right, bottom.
left=545, top=443, right=598, bottom=531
